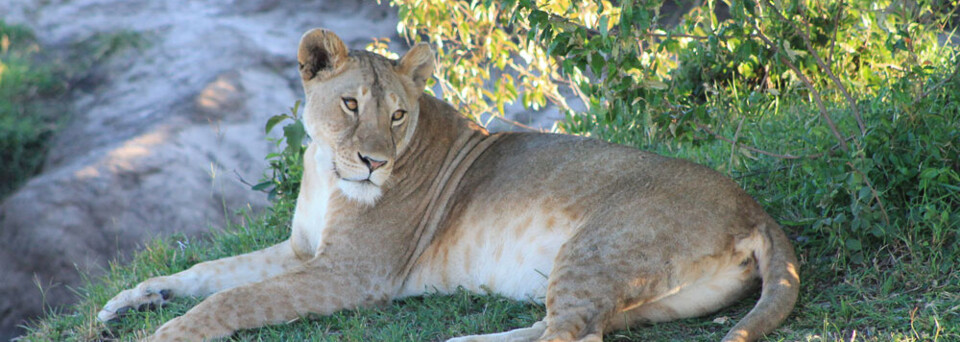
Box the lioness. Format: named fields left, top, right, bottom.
left=98, top=28, right=799, bottom=342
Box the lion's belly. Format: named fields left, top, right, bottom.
left=398, top=206, right=578, bottom=301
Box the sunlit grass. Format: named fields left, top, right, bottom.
left=20, top=88, right=960, bottom=341
left=16, top=1, right=960, bottom=340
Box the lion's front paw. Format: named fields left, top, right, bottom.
left=98, top=278, right=174, bottom=322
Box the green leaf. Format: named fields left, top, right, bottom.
left=252, top=181, right=274, bottom=191
left=858, top=186, right=872, bottom=201
left=290, top=100, right=301, bottom=118
left=919, top=168, right=940, bottom=180
left=267, top=187, right=278, bottom=201
left=528, top=9, right=547, bottom=26
left=283, top=121, right=306, bottom=152
left=850, top=252, right=864, bottom=264
left=265, top=115, right=287, bottom=134
left=561, top=59, right=574, bottom=74
left=599, top=15, right=609, bottom=37
left=590, top=54, right=604, bottom=76
left=845, top=238, right=862, bottom=251
left=621, top=2, right=633, bottom=34
left=642, top=80, right=668, bottom=90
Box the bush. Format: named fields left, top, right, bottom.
left=21, top=1, right=960, bottom=340
left=255, top=100, right=307, bottom=201
left=0, top=21, right=65, bottom=198
left=387, top=0, right=960, bottom=268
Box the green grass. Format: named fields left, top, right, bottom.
left=17, top=1, right=960, bottom=340
left=20, top=143, right=959, bottom=342
left=20, top=81, right=960, bottom=341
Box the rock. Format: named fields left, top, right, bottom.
left=0, top=0, right=401, bottom=339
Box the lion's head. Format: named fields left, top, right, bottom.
left=297, top=29, right=435, bottom=204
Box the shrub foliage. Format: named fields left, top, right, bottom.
left=18, top=1, right=960, bottom=340
left=381, top=0, right=960, bottom=268
left=0, top=21, right=65, bottom=198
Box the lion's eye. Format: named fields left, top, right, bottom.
left=342, top=97, right=358, bottom=112
left=391, top=110, right=406, bottom=122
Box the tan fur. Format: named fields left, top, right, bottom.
left=98, top=28, right=799, bottom=342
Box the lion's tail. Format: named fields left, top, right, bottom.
left=723, top=222, right=800, bottom=342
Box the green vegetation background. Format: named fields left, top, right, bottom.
left=0, top=21, right=63, bottom=198
left=0, top=20, right=143, bottom=199
left=10, top=0, right=960, bottom=341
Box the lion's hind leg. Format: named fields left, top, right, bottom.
left=533, top=216, right=691, bottom=342
left=540, top=218, right=764, bottom=341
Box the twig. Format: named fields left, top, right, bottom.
left=505, top=59, right=570, bottom=107
left=233, top=170, right=258, bottom=189
left=546, top=14, right=710, bottom=40
left=910, top=306, right=921, bottom=341
left=747, top=17, right=850, bottom=151
left=762, top=0, right=866, bottom=137
left=494, top=115, right=548, bottom=132
left=698, top=122, right=860, bottom=161
left=697, top=123, right=828, bottom=160
left=827, top=0, right=845, bottom=69
left=916, top=58, right=960, bottom=103
left=728, top=117, right=746, bottom=168
left=733, top=166, right=791, bottom=180
left=645, top=33, right=710, bottom=40
left=846, top=162, right=892, bottom=226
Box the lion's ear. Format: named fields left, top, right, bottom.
left=298, top=28, right=349, bottom=81
left=397, top=43, right=436, bottom=91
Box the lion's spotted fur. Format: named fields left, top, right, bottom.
left=98, top=29, right=799, bottom=342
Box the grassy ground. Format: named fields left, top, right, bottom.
left=16, top=2, right=960, bottom=341
left=20, top=86, right=959, bottom=341
left=19, top=150, right=959, bottom=342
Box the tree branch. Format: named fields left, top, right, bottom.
left=747, top=17, right=850, bottom=151
left=697, top=123, right=858, bottom=161
left=827, top=0, right=845, bottom=68
left=546, top=13, right=710, bottom=40
left=846, top=161, right=892, bottom=226
left=493, top=115, right=549, bottom=133
left=728, top=117, right=746, bottom=168
left=915, top=58, right=960, bottom=103
left=762, top=0, right=866, bottom=136
left=697, top=124, right=824, bottom=160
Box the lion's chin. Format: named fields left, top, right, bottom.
left=336, top=179, right=383, bottom=205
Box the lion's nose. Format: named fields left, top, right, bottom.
left=358, top=153, right=387, bottom=171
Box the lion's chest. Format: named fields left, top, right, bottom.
left=290, top=164, right=337, bottom=259
left=399, top=203, right=578, bottom=301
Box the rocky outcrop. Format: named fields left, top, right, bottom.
left=0, top=1, right=400, bottom=339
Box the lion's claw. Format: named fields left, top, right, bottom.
left=98, top=282, right=173, bottom=323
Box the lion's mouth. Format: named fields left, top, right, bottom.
left=333, top=166, right=377, bottom=184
